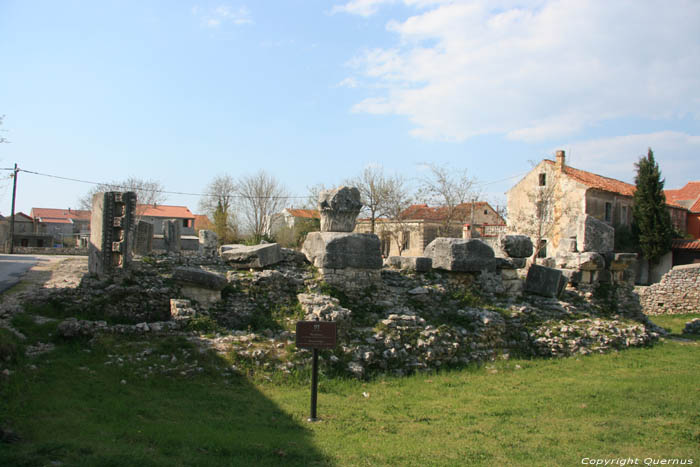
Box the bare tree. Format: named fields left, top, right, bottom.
left=78, top=177, right=167, bottom=220
left=417, top=163, right=478, bottom=236
left=199, top=174, right=238, bottom=243
left=302, top=183, right=328, bottom=210
left=0, top=115, right=9, bottom=144
left=378, top=174, right=414, bottom=256
left=345, top=165, right=396, bottom=234
left=237, top=170, right=288, bottom=242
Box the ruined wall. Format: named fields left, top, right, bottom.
left=640, top=263, right=700, bottom=315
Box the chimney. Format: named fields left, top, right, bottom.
left=555, top=150, right=566, bottom=172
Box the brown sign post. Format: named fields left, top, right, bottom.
left=296, top=320, right=337, bottom=422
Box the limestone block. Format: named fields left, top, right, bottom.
left=318, top=186, right=362, bottom=232
left=500, top=235, right=533, bottom=258
left=494, top=257, right=527, bottom=270
left=173, top=267, right=227, bottom=306
left=88, top=191, right=137, bottom=277
left=302, top=232, right=382, bottom=269
left=198, top=230, right=218, bottom=256
left=134, top=221, right=153, bottom=256
left=423, top=238, right=496, bottom=272
left=164, top=219, right=181, bottom=253
left=524, top=264, right=567, bottom=298
left=555, top=252, right=606, bottom=271
left=220, top=243, right=283, bottom=269
left=577, top=215, right=614, bottom=253
left=384, top=256, right=432, bottom=272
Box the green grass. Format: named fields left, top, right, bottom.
left=1, top=314, right=698, bottom=466
left=649, top=313, right=700, bottom=340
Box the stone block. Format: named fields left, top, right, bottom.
left=384, top=256, right=432, bottom=272
left=524, top=264, right=567, bottom=298
left=423, top=238, right=496, bottom=272
left=220, top=243, right=283, bottom=269
left=500, top=235, right=533, bottom=258
left=555, top=252, right=605, bottom=270
left=198, top=230, right=218, bottom=256
left=173, top=267, right=227, bottom=306
left=577, top=215, right=614, bottom=253
left=302, top=232, right=382, bottom=269
left=133, top=221, right=153, bottom=255
left=495, top=257, right=527, bottom=269
left=164, top=219, right=181, bottom=253
left=318, top=186, right=362, bottom=232
left=89, top=191, right=137, bottom=277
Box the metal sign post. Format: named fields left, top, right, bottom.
left=295, top=320, right=337, bottom=422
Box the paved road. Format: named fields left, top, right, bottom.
left=0, top=254, right=47, bottom=293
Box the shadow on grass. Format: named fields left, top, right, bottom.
left=0, top=334, right=333, bottom=467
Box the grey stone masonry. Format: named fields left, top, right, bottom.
left=384, top=256, right=432, bottom=272
left=577, top=215, right=614, bottom=253
left=500, top=235, right=533, bottom=258
left=164, top=219, right=181, bottom=253
left=89, top=191, right=137, bottom=277
left=424, top=238, right=497, bottom=272
left=134, top=221, right=154, bottom=255
left=640, top=263, right=700, bottom=315
left=220, top=243, right=283, bottom=269
left=319, top=186, right=362, bottom=232
left=198, top=230, right=218, bottom=256
left=302, top=232, right=382, bottom=270
left=524, top=264, right=567, bottom=298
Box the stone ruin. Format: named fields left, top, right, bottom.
left=302, top=186, right=383, bottom=290
left=89, top=191, right=137, bottom=277
left=134, top=221, right=154, bottom=256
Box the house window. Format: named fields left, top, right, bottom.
left=182, top=219, right=188, bottom=228
left=539, top=173, right=546, bottom=186
left=483, top=210, right=488, bottom=215
left=605, top=202, right=612, bottom=222
left=402, top=231, right=410, bottom=251
left=538, top=239, right=547, bottom=258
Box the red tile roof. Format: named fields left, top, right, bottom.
left=665, top=182, right=700, bottom=213
left=401, top=203, right=491, bottom=221
left=31, top=208, right=91, bottom=222
left=672, top=239, right=700, bottom=250
left=193, top=214, right=214, bottom=231
left=286, top=209, right=320, bottom=219
left=544, top=160, right=636, bottom=196
left=137, top=204, right=194, bottom=219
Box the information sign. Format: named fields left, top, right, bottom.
left=296, top=321, right=337, bottom=349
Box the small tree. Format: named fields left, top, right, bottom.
left=417, top=163, right=477, bottom=236
left=632, top=148, right=673, bottom=265
left=200, top=175, right=238, bottom=243
left=345, top=166, right=396, bottom=234
left=237, top=170, right=288, bottom=243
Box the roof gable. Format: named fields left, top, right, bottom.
left=665, top=181, right=700, bottom=213
left=544, top=160, right=636, bottom=196
left=138, top=204, right=194, bottom=219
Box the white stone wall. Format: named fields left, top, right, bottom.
left=641, top=263, right=700, bottom=315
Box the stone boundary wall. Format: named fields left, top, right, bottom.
left=0, top=246, right=88, bottom=256
left=640, top=263, right=700, bottom=315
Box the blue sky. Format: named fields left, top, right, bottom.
left=1, top=0, right=699, bottom=215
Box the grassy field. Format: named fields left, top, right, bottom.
left=1, top=309, right=698, bottom=466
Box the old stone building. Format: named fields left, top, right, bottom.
left=665, top=181, right=700, bottom=239
left=355, top=202, right=504, bottom=257
left=507, top=150, right=687, bottom=260
left=31, top=207, right=92, bottom=246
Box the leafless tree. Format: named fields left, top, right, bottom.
left=417, top=163, right=478, bottom=236
left=237, top=170, right=288, bottom=242
left=378, top=174, right=414, bottom=256
left=345, top=165, right=398, bottom=234
left=0, top=115, right=9, bottom=144
left=199, top=174, right=238, bottom=243
left=78, top=177, right=167, bottom=221
left=302, top=183, right=329, bottom=210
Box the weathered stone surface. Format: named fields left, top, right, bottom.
left=173, top=267, right=227, bottom=290
left=384, top=256, right=432, bottom=272
left=89, top=191, right=137, bottom=277
left=302, top=232, right=382, bottom=269
left=684, top=318, right=700, bottom=335
left=164, top=219, right=181, bottom=253
left=500, top=235, right=533, bottom=258
left=577, top=215, right=614, bottom=253
left=640, top=263, right=700, bottom=315
left=424, top=238, right=496, bottom=272
left=494, top=257, right=527, bottom=270
left=318, top=186, right=362, bottom=232
left=555, top=252, right=606, bottom=271
left=524, top=264, right=567, bottom=298
left=220, top=243, right=283, bottom=269
left=133, top=221, right=154, bottom=255
left=198, top=230, right=218, bottom=256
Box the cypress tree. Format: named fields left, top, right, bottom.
left=631, top=148, right=673, bottom=265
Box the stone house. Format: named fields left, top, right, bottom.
left=193, top=214, right=214, bottom=233
left=137, top=204, right=196, bottom=236
left=3, top=212, right=53, bottom=247
left=665, top=181, right=700, bottom=239
left=507, top=150, right=688, bottom=260
left=355, top=202, right=505, bottom=257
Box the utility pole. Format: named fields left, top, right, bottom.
left=9, top=163, right=18, bottom=254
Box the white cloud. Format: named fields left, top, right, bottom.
left=336, top=77, right=360, bottom=88
left=560, top=131, right=700, bottom=188
left=342, top=0, right=700, bottom=142
left=195, top=4, right=253, bottom=28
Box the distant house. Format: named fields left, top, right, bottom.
left=665, top=181, right=700, bottom=239
left=506, top=150, right=688, bottom=259
left=31, top=207, right=91, bottom=246
left=193, top=214, right=214, bottom=232
left=137, top=204, right=196, bottom=236
left=5, top=212, right=53, bottom=247
left=267, top=208, right=320, bottom=238
left=355, top=202, right=505, bottom=257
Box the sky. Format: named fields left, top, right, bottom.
left=1, top=0, right=699, bottom=216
